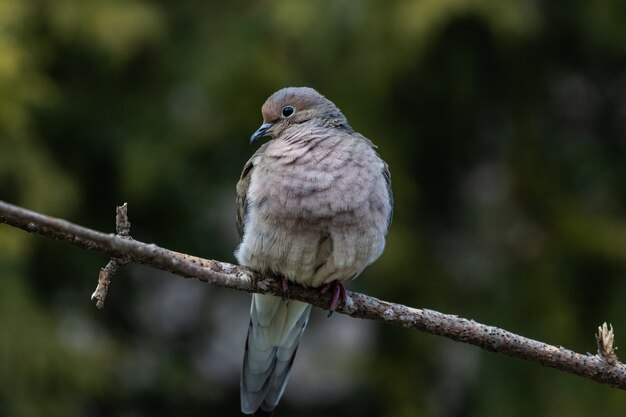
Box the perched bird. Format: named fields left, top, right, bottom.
left=236, top=87, right=393, bottom=416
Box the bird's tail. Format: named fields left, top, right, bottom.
left=241, top=293, right=312, bottom=416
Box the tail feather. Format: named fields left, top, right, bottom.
left=241, top=293, right=312, bottom=415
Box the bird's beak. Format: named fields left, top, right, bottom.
left=250, top=123, right=273, bottom=144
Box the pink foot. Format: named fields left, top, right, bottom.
left=280, top=275, right=289, bottom=300
left=320, top=280, right=348, bottom=316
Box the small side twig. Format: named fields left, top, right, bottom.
left=596, top=322, right=620, bottom=365
left=91, top=203, right=131, bottom=308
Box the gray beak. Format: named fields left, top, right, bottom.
left=250, top=123, right=273, bottom=144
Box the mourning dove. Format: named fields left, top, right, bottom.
left=236, top=87, right=393, bottom=416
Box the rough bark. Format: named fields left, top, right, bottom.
left=1, top=199, right=624, bottom=390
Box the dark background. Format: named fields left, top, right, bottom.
left=1, top=1, right=626, bottom=416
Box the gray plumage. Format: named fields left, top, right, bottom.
left=236, top=87, right=393, bottom=415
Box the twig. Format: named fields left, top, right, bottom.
left=91, top=203, right=131, bottom=308
left=597, top=322, right=619, bottom=365
left=1, top=199, right=625, bottom=389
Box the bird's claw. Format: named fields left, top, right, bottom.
left=280, top=275, right=289, bottom=300
left=320, top=281, right=348, bottom=316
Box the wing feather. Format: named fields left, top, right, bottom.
left=236, top=143, right=270, bottom=239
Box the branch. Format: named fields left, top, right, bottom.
left=1, top=199, right=625, bottom=390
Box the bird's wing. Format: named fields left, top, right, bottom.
left=382, top=161, right=393, bottom=234
left=236, top=142, right=269, bottom=239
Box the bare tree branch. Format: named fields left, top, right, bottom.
left=1, top=199, right=625, bottom=389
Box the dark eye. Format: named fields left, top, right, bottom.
left=281, top=106, right=295, bottom=118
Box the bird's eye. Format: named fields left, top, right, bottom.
left=281, top=106, right=295, bottom=118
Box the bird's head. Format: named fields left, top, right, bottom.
left=250, top=87, right=349, bottom=143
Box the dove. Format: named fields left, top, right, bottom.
left=236, top=87, right=393, bottom=416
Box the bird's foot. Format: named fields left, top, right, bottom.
left=279, top=275, right=289, bottom=300
left=320, top=280, right=348, bottom=317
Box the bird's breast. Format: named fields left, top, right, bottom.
left=248, top=139, right=375, bottom=221
left=236, top=135, right=389, bottom=285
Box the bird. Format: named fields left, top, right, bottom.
left=235, top=87, right=393, bottom=416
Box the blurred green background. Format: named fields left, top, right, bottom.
left=1, top=0, right=626, bottom=416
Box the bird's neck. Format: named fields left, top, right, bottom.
left=279, top=120, right=352, bottom=145
left=319, top=114, right=352, bottom=131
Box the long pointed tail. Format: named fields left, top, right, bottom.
left=241, top=293, right=312, bottom=415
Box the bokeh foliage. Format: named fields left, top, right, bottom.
left=1, top=0, right=626, bottom=416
